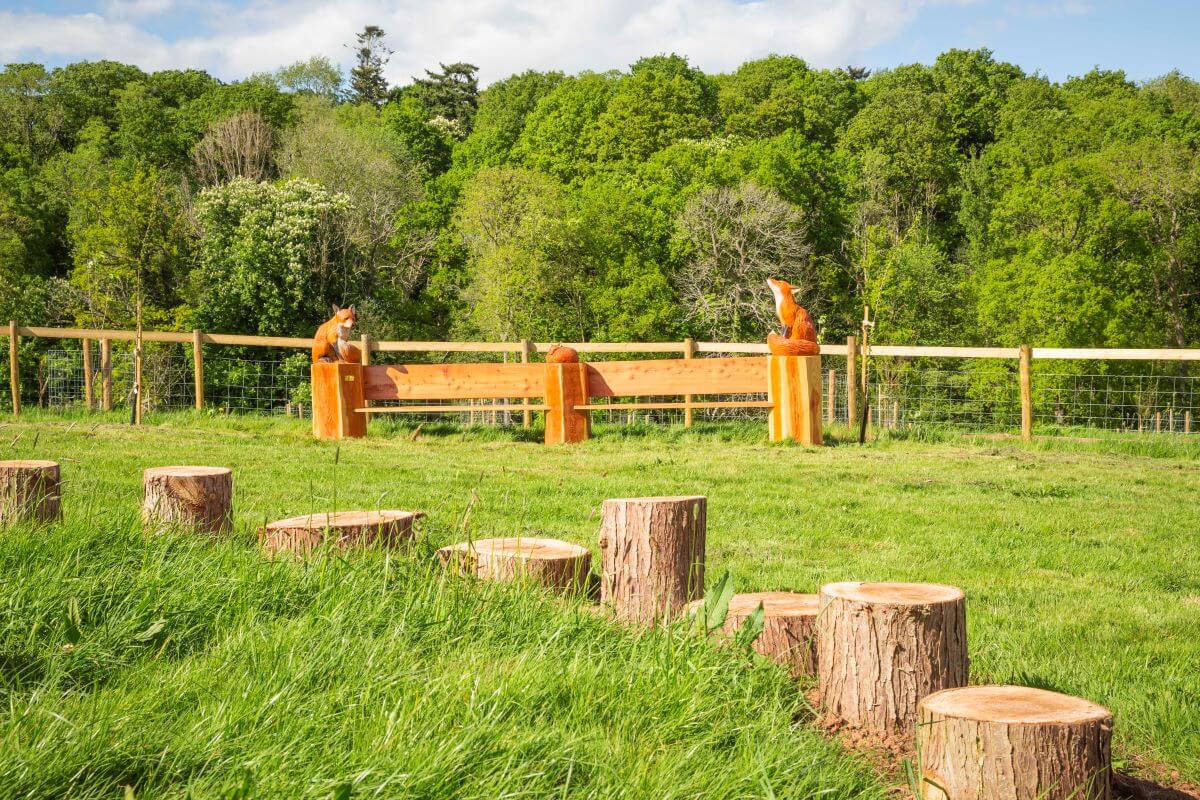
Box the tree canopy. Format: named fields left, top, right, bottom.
left=0, top=44, right=1198, bottom=355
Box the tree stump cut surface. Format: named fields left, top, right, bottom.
left=918, top=685, right=1112, bottom=800
left=817, top=581, right=968, bottom=734
left=688, top=591, right=819, bottom=676
left=0, top=460, right=61, bottom=524
left=260, top=510, right=419, bottom=556
left=142, top=466, right=232, bottom=533
left=599, top=495, right=706, bottom=624
left=438, top=537, right=591, bottom=592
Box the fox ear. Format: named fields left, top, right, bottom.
left=347, top=304, right=356, bottom=314
left=332, top=303, right=341, bottom=315
left=790, top=287, right=803, bottom=296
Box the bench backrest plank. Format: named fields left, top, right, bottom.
left=364, top=363, right=545, bottom=400
left=586, top=357, right=766, bottom=397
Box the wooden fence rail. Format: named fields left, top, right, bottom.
left=8, top=321, right=1200, bottom=440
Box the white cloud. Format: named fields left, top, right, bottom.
left=0, top=0, right=965, bottom=83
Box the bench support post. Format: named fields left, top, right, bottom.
left=767, top=355, right=823, bottom=445
left=312, top=361, right=366, bottom=440
left=544, top=362, right=590, bottom=445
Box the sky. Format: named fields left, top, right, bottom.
left=0, top=0, right=1196, bottom=86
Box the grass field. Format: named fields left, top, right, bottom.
left=0, top=412, right=1197, bottom=797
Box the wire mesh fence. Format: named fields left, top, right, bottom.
left=23, top=342, right=1200, bottom=436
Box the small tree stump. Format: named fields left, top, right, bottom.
left=599, top=495, right=706, bottom=624
left=142, top=466, right=232, bottom=533
left=0, top=460, right=61, bottom=525
left=818, top=581, right=968, bottom=733
left=438, top=537, right=591, bottom=592
left=260, top=510, right=419, bottom=556
left=918, top=685, right=1112, bottom=800
left=687, top=591, right=819, bottom=677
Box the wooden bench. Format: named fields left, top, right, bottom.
left=311, top=354, right=822, bottom=445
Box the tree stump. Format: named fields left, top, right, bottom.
left=599, top=495, right=706, bottom=624
left=437, top=537, right=591, bottom=592
left=687, top=591, right=819, bottom=677
left=0, top=460, right=61, bottom=525
left=259, top=510, right=420, bottom=556
left=817, top=581, right=968, bottom=733
left=918, top=685, right=1112, bottom=800
left=142, top=466, right=232, bottom=533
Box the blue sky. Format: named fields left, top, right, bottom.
left=1, top=1, right=1195, bottom=85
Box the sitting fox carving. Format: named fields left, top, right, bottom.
left=311, top=305, right=362, bottom=364
left=765, top=278, right=820, bottom=356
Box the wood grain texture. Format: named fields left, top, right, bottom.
left=599, top=496, right=706, bottom=624
left=918, top=686, right=1112, bottom=800
left=259, top=510, right=420, bottom=556
left=586, top=357, right=767, bottom=397
left=311, top=362, right=365, bottom=439
left=142, top=466, right=232, bottom=534
left=545, top=362, right=590, bottom=444
left=817, top=581, right=968, bottom=734
left=438, top=537, right=591, bottom=592
left=363, top=363, right=544, bottom=401
left=0, top=460, right=60, bottom=524
left=767, top=355, right=823, bottom=444
left=687, top=591, right=819, bottom=677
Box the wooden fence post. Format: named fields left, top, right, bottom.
left=7, top=321, right=18, bottom=416
left=520, top=339, right=533, bottom=428
left=767, top=355, right=823, bottom=445
left=192, top=329, right=204, bottom=410
left=100, top=338, right=112, bottom=412
left=826, top=369, right=835, bottom=425
left=683, top=337, right=696, bottom=428
left=82, top=338, right=93, bottom=411
left=359, top=333, right=372, bottom=413
left=133, top=340, right=142, bottom=425
left=359, top=333, right=372, bottom=366
left=846, top=335, right=857, bottom=425
left=1019, top=344, right=1033, bottom=442
left=544, top=362, right=590, bottom=445
left=1187, top=410, right=1192, bottom=434
left=1155, top=411, right=1161, bottom=433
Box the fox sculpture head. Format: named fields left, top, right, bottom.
left=330, top=304, right=356, bottom=337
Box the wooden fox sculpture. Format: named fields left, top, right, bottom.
left=765, top=278, right=820, bottom=356
left=311, top=305, right=362, bottom=364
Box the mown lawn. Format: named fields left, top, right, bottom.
left=0, top=412, right=1197, bottom=797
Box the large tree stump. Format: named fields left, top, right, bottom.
left=142, top=466, right=232, bottom=533
left=0, top=460, right=61, bottom=525
left=817, top=581, right=968, bottom=733
left=260, top=510, right=419, bottom=556
left=599, top=495, right=706, bottom=624
left=918, top=685, right=1112, bottom=800
left=687, top=591, right=819, bottom=677
left=438, top=537, right=591, bottom=592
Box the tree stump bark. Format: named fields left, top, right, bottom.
left=687, top=591, right=819, bottom=677
left=817, top=581, right=968, bottom=733
left=599, top=495, right=706, bottom=624
left=0, top=460, right=61, bottom=525
left=438, top=537, right=591, bottom=592
left=917, top=685, right=1112, bottom=800
left=260, top=510, right=420, bottom=556
left=142, top=466, right=232, bottom=533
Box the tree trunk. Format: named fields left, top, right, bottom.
left=918, top=685, right=1112, bottom=800
left=599, top=496, right=706, bottom=624
left=0, top=460, right=61, bottom=525
left=688, top=591, right=818, bottom=677
left=818, top=581, right=968, bottom=733
left=438, top=536, right=591, bottom=593
left=142, top=466, right=232, bottom=534
left=259, top=510, right=420, bottom=556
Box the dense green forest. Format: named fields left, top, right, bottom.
left=2, top=33, right=1199, bottom=349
